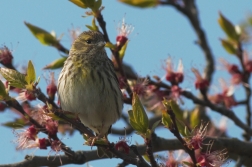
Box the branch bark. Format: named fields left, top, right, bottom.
left=2, top=136, right=252, bottom=167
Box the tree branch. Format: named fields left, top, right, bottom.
left=96, top=12, right=133, bottom=98
left=182, top=90, right=252, bottom=136
left=3, top=136, right=252, bottom=167
left=160, top=0, right=215, bottom=85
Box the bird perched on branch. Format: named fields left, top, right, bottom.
left=58, top=30, right=123, bottom=141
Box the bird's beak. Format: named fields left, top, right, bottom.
left=98, top=41, right=106, bottom=48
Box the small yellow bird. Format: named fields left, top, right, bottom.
left=58, top=30, right=123, bottom=139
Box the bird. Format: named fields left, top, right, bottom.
left=57, top=30, right=123, bottom=141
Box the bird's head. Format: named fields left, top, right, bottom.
left=70, top=31, right=106, bottom=55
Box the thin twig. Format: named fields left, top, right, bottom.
left=4, top=136, right=250, bottom=167
left=160, top=0, right=215, bottom=85
left=237, top=43, right=251, bottom=141
left=166, top=105, right=197, bottom=166
left=96, top=12, right=133, bottom=99
left=145, top=138, right=158, bottom=167
left=5, top=98, right=78, bottom=160
left=130, top=145, right=151, bottom=167
left=182, top=90, right=252, bottom=136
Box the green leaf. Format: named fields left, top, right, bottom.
left=0, top=68, right=26, bottom=89
left=0, top=80, right=8, bottom=100
left=169, top=100, right=183, bottom=120
left=84, top=0, right=95, bottom=9
left=69, top=0, right=88, bottom=8
left=85, top=17, right=99, bottom=31
left=119, top=0, right=158, bottom=8
left=162, top=99, right=188, bottom=136
left=91, top=17, right=99, bottom=31
left=25, top=60, right=36, bottom=84
left=218, top=12, right=239, bottom=41
left=131, top=92, right=149, bottom=133
left=176, top=119, right=187, bottom=137
left=184, top=126, right=191, bottom=137
left=220, top=39, right=237, bottom=55
left=69, top=0, right=101, bottom=11
left=128, top=110, right=146, bottom=132
left=93, top=0, right=102, bottom=11
left=105, top=42, right=116, bottom=49
left=43, top=57, right=67, bottom=69
left=161, top=111, right=172, bottom=128
left=25, top=22, right=59, bottom=46
left=143, top=154, right=150, bottom=163
left=151, top=120, right=160, bottom=132
left=3, top=118, right=26, bottom=128
left=86, top=25, right=96, bottom=31
left=119, top=40, right=128, bottom=60
left=190, top=108, right=200, bottom=128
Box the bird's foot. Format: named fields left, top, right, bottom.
left=84, top=135, right=108, bottom=147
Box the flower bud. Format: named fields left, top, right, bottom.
left=27, top=125, right=38, bottom=140
left=45, top=119, right=58, bottom=136
left=47, top=83, right=57, bottom=98
left=0, top=46, right=13, bottom=66
left=46, top=72, right=57, bottom=100
left=116, top=18, right=133, bottom=49
left=0, top=102, right=6, bottom=112
left=228, top=64, right=240, bottom=74
left=115, top=141, right=130, bottom=154
left=245, top=60, right=252, bottom=73
left=195, top=79, right=209, bottom=90
left=38, top=138, right=48, bottom=149
left=25, top=90, right=36, bottom=101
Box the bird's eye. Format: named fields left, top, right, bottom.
left=85, top=39, right=92, bottom=44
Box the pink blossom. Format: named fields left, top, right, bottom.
left=132, top=78, right=149, bottom=96
left=51, top=140, right=62, bottom=152
left=14, top=125, right=38, bottom=149
left=38, top=138, right=48, bottom=149
left=115, top=140, right=130, bottom=154
left=115, top=135, right=131, bottom=154
left=165, top=58, right=184, bottom=85
left=0, top=46, right=13, bottom=66
left=165, top=152, right=178, bottom=167
left=17, top=90, right=36, bottom=101
left=185, top=123, right=208, bottom=150
left=197, top=148, right=227, bottom=167
left=191, top=68, right=209, bottom=90
left=209, top=79, right=237, bottom=108
left=48, top=140, right=63, bottom=165
left=220, top=59, right=243, bottom=85
left=45, top=119, right=58, bottom=136
left=46, top=72, right=57, bottom=99
left=159, top=151, right=186, bottom=167
left=30, top=105, right=52, bottom=125
left=116, top=18, right=134, bottom=48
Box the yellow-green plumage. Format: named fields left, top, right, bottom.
left=58, top=31, right=123, bottom=137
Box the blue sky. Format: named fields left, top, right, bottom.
left=0, top=1, right=252, bottom=166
